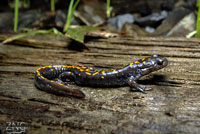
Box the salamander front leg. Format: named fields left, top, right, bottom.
left=128, top=76, right=152, bottom=93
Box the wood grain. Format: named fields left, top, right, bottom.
left=0, top=34, right=199, bottom=134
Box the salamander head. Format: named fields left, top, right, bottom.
left=133, top=55, right=168, bottom=75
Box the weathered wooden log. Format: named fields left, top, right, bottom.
left=0, top=34, right=200, bottom=134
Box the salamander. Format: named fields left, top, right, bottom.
left=35, top=55, right=168, bottom=98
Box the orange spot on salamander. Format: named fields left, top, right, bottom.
left=36, top=70, right=41, bottom=75
left=112, top=69, right=117, bottom=72
left=92, top=71, right=99, bottom=76
left=129, top=63, right=134, bottom=66
left=58, top=83, right=63, bottom=85
left=101, top=71, right=106, bottom=74
left=135, top=61, right=140, bottom=64
left=86, top=72, right=91, bottom=75
left=86, top=69, right=91, bottom=72
left=81, top=66, right=87, bottom=69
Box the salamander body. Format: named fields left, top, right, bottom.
left=35, top=55, right=168, bottom=98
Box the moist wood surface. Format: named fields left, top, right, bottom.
left=0, top=34, right=200, bottom=134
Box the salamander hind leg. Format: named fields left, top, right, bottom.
left=58, top=71, right=76, bottom=84
left=127, top=76, right=152, bottom=93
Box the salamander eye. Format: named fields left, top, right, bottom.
left=157, top=59, right=163, bottom=65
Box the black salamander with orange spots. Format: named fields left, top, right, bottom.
left=35, top=55, right=168, bottom=98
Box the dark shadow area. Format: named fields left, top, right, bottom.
left=67, top=39, right=89, bottom=52
left=138, top=74, right=181, bottom=87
